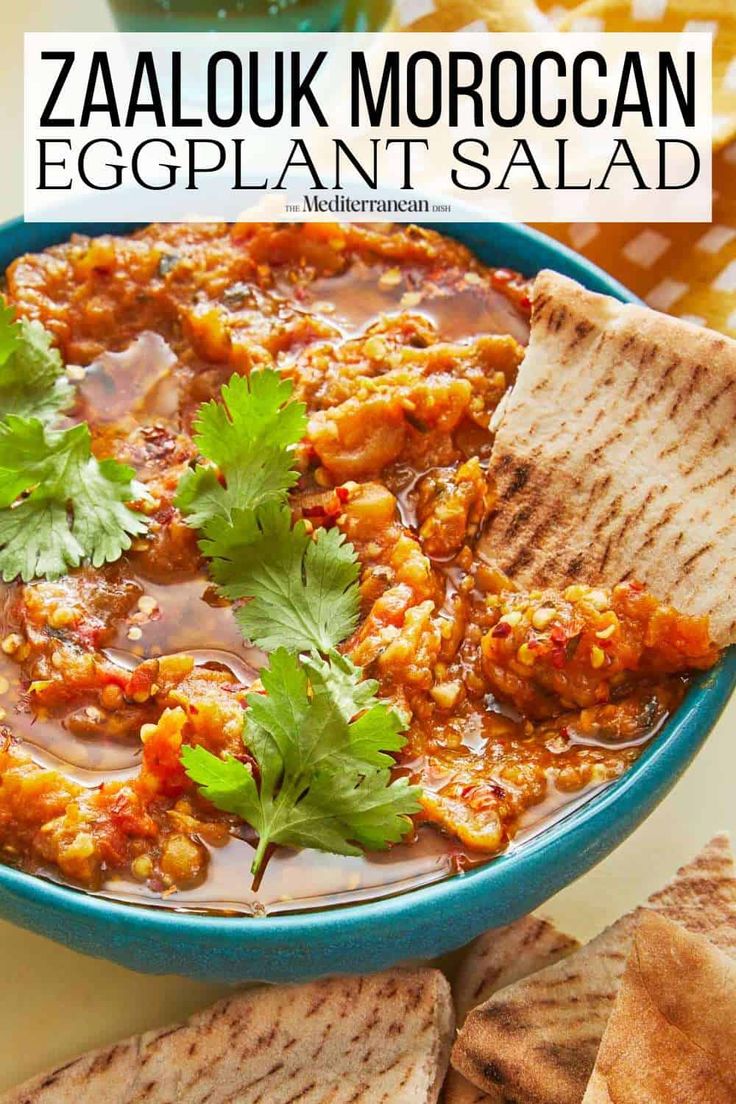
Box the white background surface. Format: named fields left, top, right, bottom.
left=0, top=1, right=735, bottom=1093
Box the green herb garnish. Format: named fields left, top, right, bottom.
left=177, top=369, right=421, bottom=875
left=182, top=649, right=420, bottom=875
left=203, top=501, right=360, bottom=654
left=175, top=370, right=307, bottom=527
left=0, top=417, right=149, bottom=582
left=0, top=295, right=149, bottom=582
left=0, top=298, right=73, bottom=423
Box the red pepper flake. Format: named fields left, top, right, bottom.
left=519, top=295, right=532, bottom=311
left=550, top=626, right=567, bottom=645
left=157, top=505, right=175, bottom=525
left=335, top=485, right=350, bottom=504
left=492, top=621, right=512, bottom=638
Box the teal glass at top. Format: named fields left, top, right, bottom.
left=0, top=216, right=733, bottom=983
left=106, top=0, right=392, bottom=33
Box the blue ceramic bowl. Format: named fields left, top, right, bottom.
left=0, top=217, right=733, bottom=982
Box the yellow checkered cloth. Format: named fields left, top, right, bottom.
left=395, top=0, right=736, bottom=337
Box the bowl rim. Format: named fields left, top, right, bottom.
left=0, top=215, right=733, bottom=946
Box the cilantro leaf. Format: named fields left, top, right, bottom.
left=0, top=299, right=19, bottom=364
left=204, top=501, right=360, bottom=654
left=177, top=747, right=261, bottom=825
left=0, top=297, right=74, bottom=423
left=0, top=417, right=149, bottom=581
left=175, top=370, right=307, bottom=528
left=182, top=648, right=420, bottom=875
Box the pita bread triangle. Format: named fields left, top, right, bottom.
left=451, top=834, right=736, bottom=1104
left=480, top=271, right=736, bottom=647
left=582, top=909, right=736, bottom=1103
left=1, top=968, right=453, bottom=1104
left=445, top=915, right=579, bottom=1104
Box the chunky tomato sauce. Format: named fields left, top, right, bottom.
left=0, top=223, right=717, bottom=913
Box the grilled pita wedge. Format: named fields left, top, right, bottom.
left=452, top=834, right=736, bottom=1104
left=582, top=910, right=736, bottom=1103
left=480, top=271, right=736, bottom=647
left=1, top=968, right=453, bottom=1104
left=445, top=915, right=579, bottom=1104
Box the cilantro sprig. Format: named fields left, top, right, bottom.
left=177, top=368, right=421, bottom=875
left=182, top=650, right=419, bottom=875
left=204, top=501, right=360, bottom=654
left=0, top=296, right=149, bottom=581
left=176, top=369, right=361, bottom=658
left=0, top=418, right=148, bottom=581
left=175, top=370, right=307, bottom=527
left=0, top=298, right=73, bottom=423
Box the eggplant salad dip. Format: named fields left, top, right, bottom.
left=0, top=223, right=730, bottom=915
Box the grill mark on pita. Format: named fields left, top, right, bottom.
left=522, top=918, right=547, bottom=947
left=639, top=344, right=660, bottom=374
left=624, top=354, right=652, bottom=400
left=658, top=355, right=679, bottom=387
left=503, top=504, right=533, bottom=540
left=472, top=968, right=502, bottom=1003
left=38, top=1058, right=81, bottom=1089
left=254, top=1024, right=278, bottom=1053
left=505, top=545, right=534, bottom=577
left=310, top=1022, right=334, bottom=1059
left=151, top=1025, right=181, bottom=1043
left=638, top=507, right=677, bottom=550
left=588, top=424, right=625, bottom=458
left=305, top=991, right=330, bottom=1018
left=691, top=465, right=735, bottom=494
left=529, top=972, right=581, bottom=989
left=667, top=376, right=692, bottom=419
left=687, top=375, right=736, bottom=423
left=599, top=533, right=615, bottom=572
left=527, top=514, right=560, bottom=565
left=477, top=1058, right=507, bottom=1086
left=532, top=291, right=551, bottom=318
left=89, top=1046, right=124, bottom=1074
left=546, top=305, right=568, bottom=334
left=247, top=1059, right=287, bottom=1090
left=531, top=375, right=553, bottom=396
left=683, top=543, right=714, bottom=569
left=282, top=1081, right=317, bottom=1102
left=622, top=490, right=657, bottom=532
left=590, top=406, right=608, bottom=430
left=501, top=463, right=531, bottom=500
left=539, top=1041, right=595, bottom=1077
left=678, top=360, right=704, bottom=402
left=477, top=1003, right=528, bottom=1033
left=566, top=319, right=594, bottom=348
